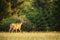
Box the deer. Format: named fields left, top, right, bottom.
left=9, top=18, right=24, bottom=32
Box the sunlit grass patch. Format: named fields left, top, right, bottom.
left=0, top=32, right=60, bottom=40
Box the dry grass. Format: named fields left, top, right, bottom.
left=0, top=32, right=60, bottom=40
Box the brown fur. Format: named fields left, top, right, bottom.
left=9, top=22, right=23, bottom=32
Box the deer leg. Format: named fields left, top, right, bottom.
left=16, top=29, right=17, bottom=32
left=12, top=29, right=14, bottom=32
left=18, top=28, right=21, bottom=32
left=9, top=27, right=12, bottom=32
left=9, top=28, right=11, bottom=32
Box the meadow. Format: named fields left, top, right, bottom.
left=0, top=32, right=60, bottom=40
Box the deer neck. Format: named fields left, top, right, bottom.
left=20, top=22, right=23, bottom=25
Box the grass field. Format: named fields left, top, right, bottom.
left=0, top=32, right=60, bottom=40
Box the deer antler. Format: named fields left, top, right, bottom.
left=20, top=18, right=24, bottom=23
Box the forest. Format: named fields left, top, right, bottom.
left=0, top=0, right=60, bottom=32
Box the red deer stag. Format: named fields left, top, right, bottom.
left=9, top=19, right=24, bottom=32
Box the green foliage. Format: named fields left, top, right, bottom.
left=0, top=0, right=60, bottom=31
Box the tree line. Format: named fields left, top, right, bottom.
left=0, top=0, right=60, bottom=32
